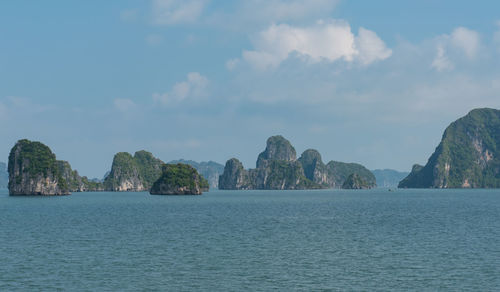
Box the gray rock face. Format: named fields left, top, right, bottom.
left=298, top=149, right=332, bottom=187
left=218, top=158, right=252, bottom=190
left=8, top=139, right=70, bottom=196
left=256, top=135, right=297, bottom=168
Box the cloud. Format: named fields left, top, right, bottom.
left=431, top=27, right=480, bottom=71
left=152, top=0, right=207, bottom=25
left=450, top=27, right=480, bottom=59
left=241, top=20, right=391, bottom=70
left=355, top=27, right=393, bottom=65
left=431, top=44, right=454, bottom=71
left=153, top=72, right=209, bottom=106
left=114, top=98, right=137, bottom=113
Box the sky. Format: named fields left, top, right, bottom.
left=1, top=0, right=500, bottom=178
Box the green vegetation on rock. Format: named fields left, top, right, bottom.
left=150, top=163, right=208, bottom=195
left=326, top=161, right=376, bottom=188
left=8, top=139, right=69, bottom=195
left=169, top=159, right=224, bottom=189
left=399, top=108, right=500, bottom=188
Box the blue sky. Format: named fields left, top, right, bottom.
left=1, top=0, right=500, bottom=178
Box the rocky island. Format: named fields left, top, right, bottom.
left=169, top=159, right=224, bottom=189
left=219, top=135, right=376, bottom=190
left=399, top=108, right=500, bottom=188
left=8, top=139, right=71, bottom=196
left=150, top=163, right=209, bottom=195
left=103, top=150, right=164, bottom=191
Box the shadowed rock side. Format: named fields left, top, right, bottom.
left=8, top=139, right=70, bottom=196
left=298, top=149, right=332, bottom=187
left=218, top=158, right=252, bottom=190
left=104, top=150, right=163, bottom=191
left=150, top=163, right=209, bottom=195
left=342, top=173, right=371, bottom=189
left=399, top=108, right=500, bottom=188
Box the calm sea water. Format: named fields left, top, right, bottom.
left=1, top=188, right=499, bottom=291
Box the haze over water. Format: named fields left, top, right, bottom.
left=1, top=188, right=499, bottom=291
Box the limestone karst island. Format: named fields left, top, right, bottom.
left=3, top=108, right=500, bottom=196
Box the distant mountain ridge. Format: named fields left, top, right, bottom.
left=372, top=169, right=409, bottom=188
left=399, top=108, right=500, bottom=188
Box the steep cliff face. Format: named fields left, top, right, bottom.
left=150, top=163, right=209, bottom=195
left=8, top=139, right=70, bottom=196
left=298, top=149, right=331, bottom=187
left=326, top=161, right=376, bottom=188
left=399, top=108, right=500, bottom=188
left=218, top=158, right=252, bottom=190
left=169, top=159, right=224, bottom=189
left=256, top=135, right=297, bottom=168
left=104, top=150, right=164, bottom=191
left=250, top=160, right=318, bottom=190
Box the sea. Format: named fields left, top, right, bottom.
left=0, top=188, right=499, bottom=291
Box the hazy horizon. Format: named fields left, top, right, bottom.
left=2, top=1, right=500, bottom=178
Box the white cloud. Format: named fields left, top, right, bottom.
left=153, top=72, right=209, bottom=106
left=450, top=27, right=480, bottom=59
left=355, top=27, right=393, bottom=65
left=114, top=98, right=137, bottom=113
left=241, top=20, right=391, bottom=70
left=432, top=44, right=454, bottom=71
left=431, top=27, right=480, bottom=71
left=152, top=0, right=207, bottom=25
